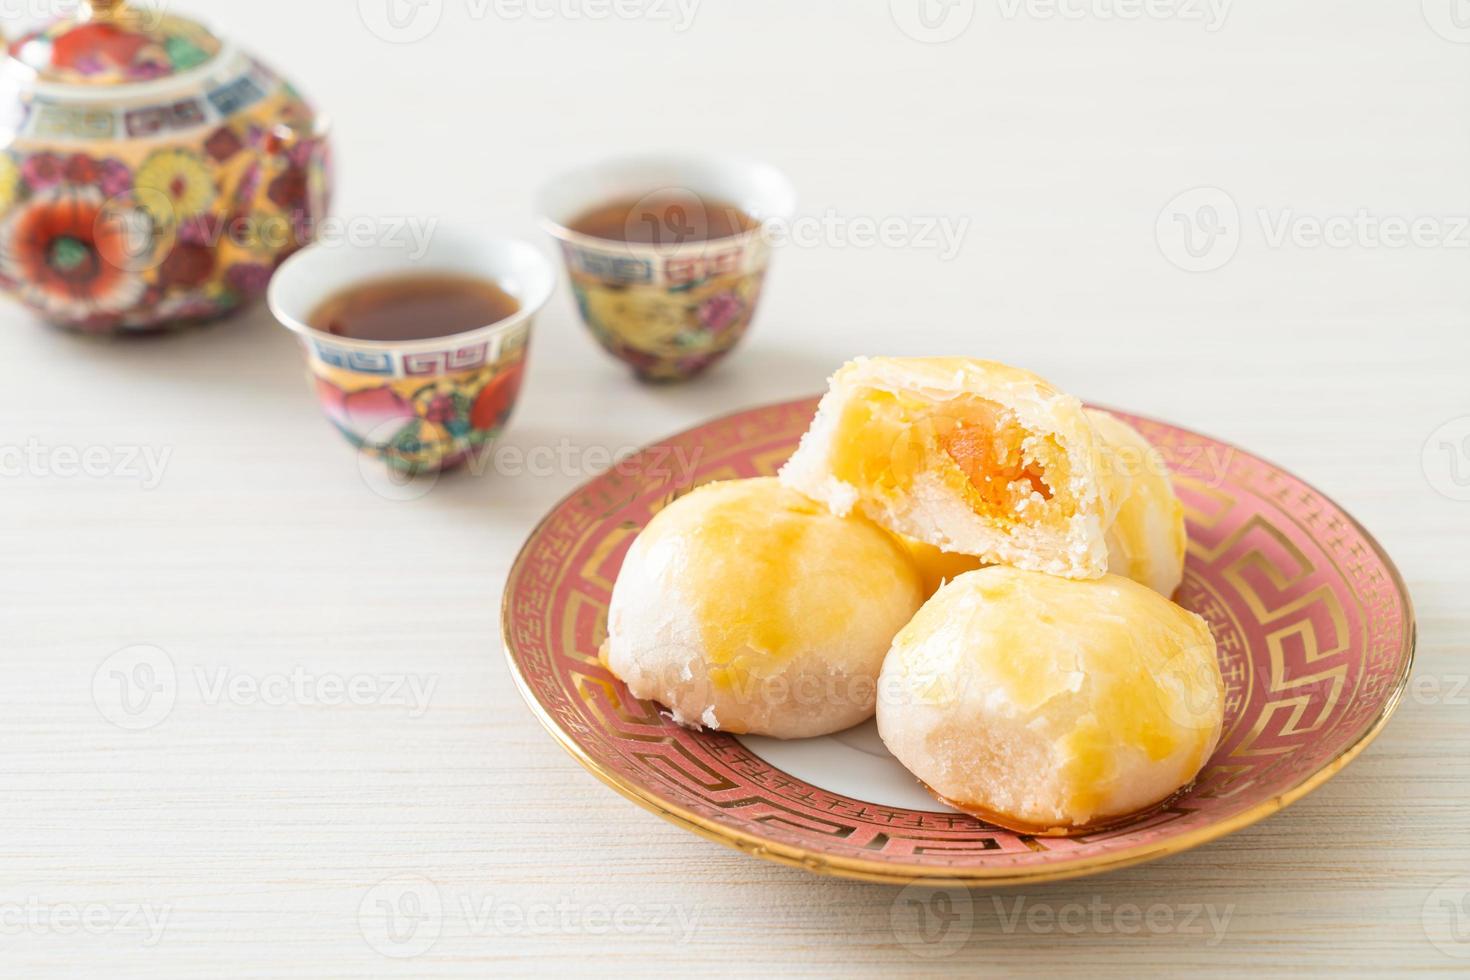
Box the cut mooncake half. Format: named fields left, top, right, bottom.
left=1087, top=408, right=1188, bottom=597
left=779, top=357, right=1120, bottom=579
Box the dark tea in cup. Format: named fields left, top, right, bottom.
left=568, top=191, right=759, bottom=246
left=309, top=273, right=521, bottom=342
left=537, top=154, right=795, bottom=382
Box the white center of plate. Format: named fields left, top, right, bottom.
left=737, top=720, right=960, bottom=813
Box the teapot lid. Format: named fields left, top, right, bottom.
left=8, top=0, right=222, bottom=86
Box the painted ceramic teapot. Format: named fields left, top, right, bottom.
left=0, top=0, right=331, bottom=332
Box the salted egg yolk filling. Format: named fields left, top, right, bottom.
left=828, top=389, right=1075, bottom=527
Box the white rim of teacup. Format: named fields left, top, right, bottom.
left=268, top=230, right=556, bottom=354
left=535, top=152, right=797, bottom=253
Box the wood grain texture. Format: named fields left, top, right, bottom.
left=0, top=1, right=1465, bottom=975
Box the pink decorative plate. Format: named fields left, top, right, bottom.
left=502, top=398, right=1416, bottom=885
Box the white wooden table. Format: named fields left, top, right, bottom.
left=2, top=1, right=1465, bottom=974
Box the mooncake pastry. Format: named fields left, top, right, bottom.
left=1088, top=408, right=1188, bottom=597
left=877, top=566, right=1223, bottom=835
left=899, top=535, right=986, bottom=599
left=605, top=478, right=925, bottom=738
left=779, top=357, right=1120, bottom=579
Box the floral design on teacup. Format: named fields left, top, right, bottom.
left=570, top=268, right=764, bottom=382
left=270, top=233, right=552, bottom=474
left=308, top=331, right=528, bottom=473
left=537, top=155, right=795, bottom=383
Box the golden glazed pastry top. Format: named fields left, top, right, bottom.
left=878, top=566, right=1223, bottom=830
left=605, top=478, right=925, bottom=737
left=659, top=480, right=917, bottom=688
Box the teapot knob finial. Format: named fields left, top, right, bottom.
left=83, top=0, right=128, bottom=18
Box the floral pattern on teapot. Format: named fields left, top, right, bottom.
left=0, top=4, right=332, bottom=333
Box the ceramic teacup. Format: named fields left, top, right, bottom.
left=268, top=231, right=554, bottom=473
left=537, top=154, right=796, bottom=383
